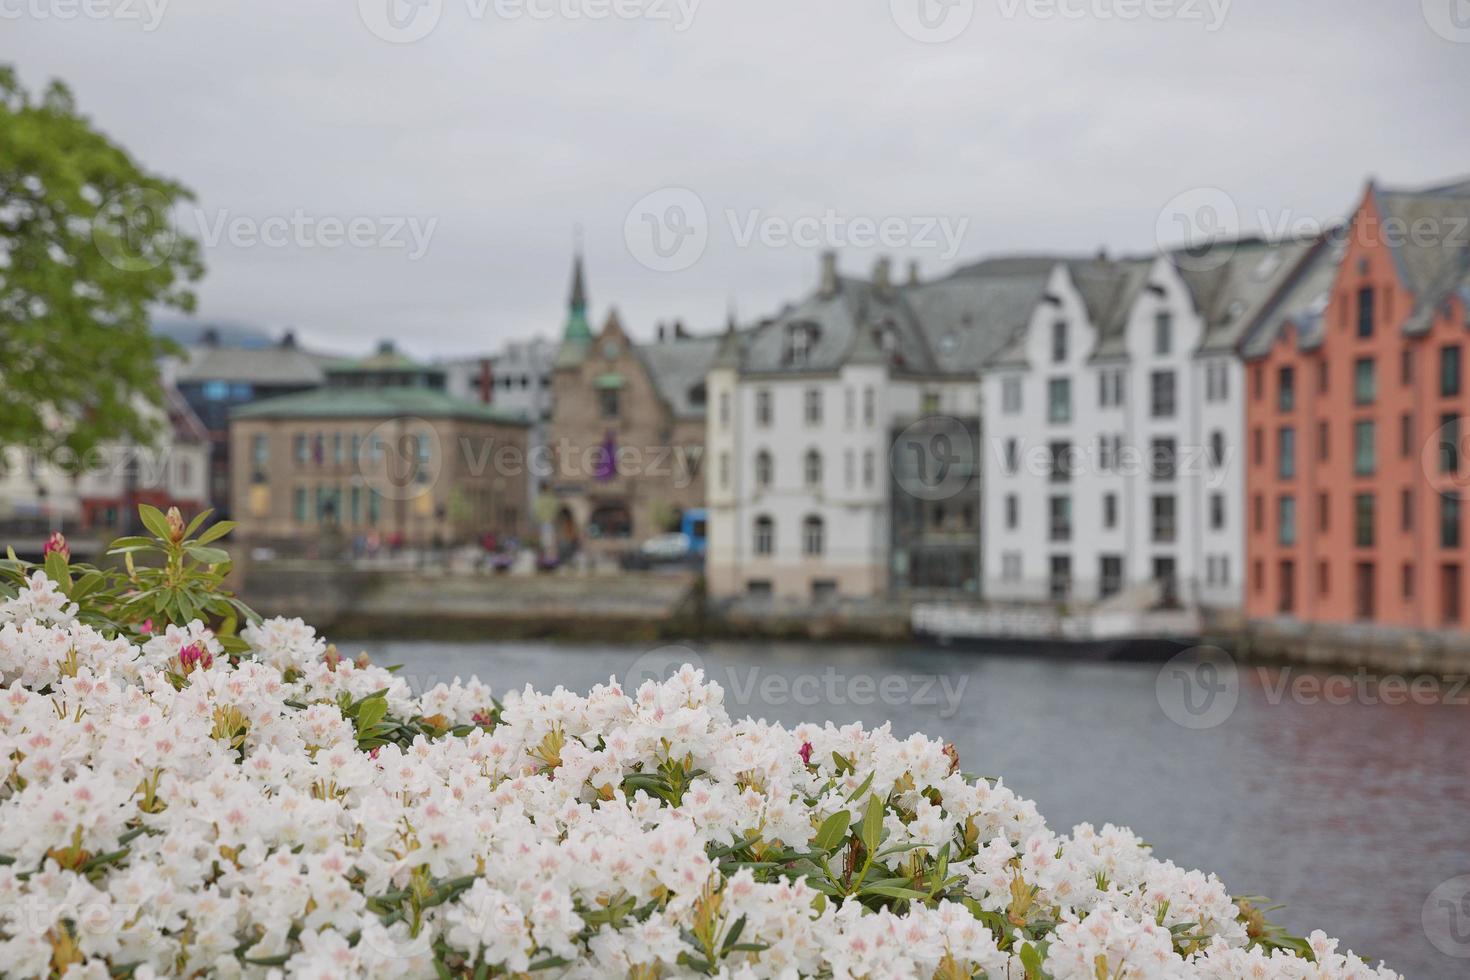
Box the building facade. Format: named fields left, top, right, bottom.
left=547, top=256, right=716, bottom=559
left=706, top=252, right=1052, bottom=603
left=1243, top=178, right=1470, bottom=629
left=229, top=343, right=529, bottom=550
left=981, top=240, right=1315, bottom=610
left=442, top=338, right=556, bottom=504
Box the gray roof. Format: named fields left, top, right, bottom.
left=1180, top=237, right=1321, bottom=353
left=1240, top=237, right=1345, bottom=358
left=732, top=257, right=1057, bottom=378
left=175, top=344, right=330, bottom=386
left=636, top=335, right=723, bottom=419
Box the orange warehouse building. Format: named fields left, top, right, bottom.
left=1242, top=177, right=1470, bottom=630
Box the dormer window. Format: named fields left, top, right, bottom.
left=1051, top=320, right=1067, bottom=363
left=785, top=321, right=820, bottom=366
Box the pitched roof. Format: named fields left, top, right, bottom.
left=1374, top=177, right=1470, bottom=316
left=175, top=344, right=329, bottom=386
left=229, top=386, right=529, bottom=424
left=636, top=335, right=723, bottom=419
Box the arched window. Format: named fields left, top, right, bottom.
left=754, top=515, right=774, bottom=556
left=755, top=450, right=773, bottom=489
left=804, top=449, right=822, bottom=489
left=802, top=515, right=825, bottom=556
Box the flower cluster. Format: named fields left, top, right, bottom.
left=0, top=574, right=1398, bottom=978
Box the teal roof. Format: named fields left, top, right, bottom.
left=229, top=386, right=530, bottom=424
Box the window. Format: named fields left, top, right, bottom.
left=1401, top=349, right=1414, bottom=386
left=1051, top=320, right=1067, bottom=363
left=1278, top=366, right=1295, bottom=412
left=1151, top=495, right=1176, bottom=543
left=843, top=450, right=854, bottom=489
left=1317, top=420, right=1330, bottom=462
left=1279, top=560, right=1296, bottom=614
left=1049, top=555, right=1071, bottom=601
left=1099, top=370, right=1124, bottom=408
left=1355, top=562, right=1376, bottom=621
left=1401, top=413, right=1414, bottom=459
left=1001, top=378, right=1022, bottom=414
left=718, top=452, right=730, bottom=490
left=1047, top=378, right=1071, bottom=424
left=1104, top=492, right=1118, bottom=530
left=1154, top=312, right=1172, bottom=356
left=1354, top=357, right=1376, bottom=406
left=921, top=391, right=940, bottom=416
left=1353, top=421, right=1376, bottom=476
left=1278, top=426, right=1296, bottom=479
left=1210, top=431, right=1225, bottom=468
left=251, top=434, right=269, bottom=468
left=1205, top=361, right=1228, bottom=402
left=1443, top=495, right=1462, bottom=549
left=1151, top=438, right=1176, bottom=481
left=1318, top=491, right=1330, bottom=532
left=756, top=389, right=772, bottom=427
left=1210, top=493, right=1225, bottom=531
left=719, top=391, right=731, bottom=428
left=785, top=323, right=816, bottom=366
left=1440, top=414, right=1461, bottom=474
left=1049, top=496, right=1071, bottom=542
left=1253, top=427, right=1264, bottom=466
left=1252, top=364, right=1264, bottom=401
left=1150, top=370, right=1176, bottom=418
left=599, top=388, right=620, bottom=419
left=1278, top=495, right=1297, bottom=547
left=804, top=449, right=823, bottom=489
left=843, top=388, right=854, bottom=427
left=1444, top=564, right=1462, bottom=625
left=1403, top=562, right=1415, bottom=600
left=1320, top=560, right=1331, bottom=598
left=294, top=434, right=309, bottom=465
left=1317, top=360, right=1329, bottom=394
left=1100, top=556, right=1123, bottom=598
left=863, top=387, right=875, bottom=426
left=1403, top=487, right=1415, bottom=532
left=1253, top=493, right=1265, bottom=533
left=1005, top=494, right=1019, bottom=530
left=293, top=487, right=309, bottom=523
left=1049, top=441, right=1072, bottom=483
left=755, top=451, right=772, bottom=489
left=802, top=516, right=824, bottom=556
left=746, top=580, right=773, bottom=599
left=1001, top=552, right=1022, bottom=581
left=1004, top=438, right=1019, bottom=474
left=1442, top=345, right=1462, bottom=398
left=1356, top=286, right=1374, bottom=338
left=862, top=450, right=875, bottom=488
left=753, top=517, right=774, bottom=556
left=804, top=388, right=822, bottom=425
left=1354, top=493, right=1375, bottom=548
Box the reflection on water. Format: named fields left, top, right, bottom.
left=352, top=638, right=1470, bottom=979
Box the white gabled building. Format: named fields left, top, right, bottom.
left=981, top=241, right=1316, bottom=610
left=707, top=252, right=1053, bottom=604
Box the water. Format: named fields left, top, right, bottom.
left=351, top=638, right=1470, bottom=979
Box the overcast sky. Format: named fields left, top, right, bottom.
left=5, top=0, right=1469, bottom=358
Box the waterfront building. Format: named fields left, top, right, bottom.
left=980, top=241, right=1316, bottom=611
left=706, top=252, right=1052, bottom=603
left=228, top=342, right=530, bottom=551
left=546, top=255, right=717, bottom=559
left=1242, top=177, right=1470, bottom=629
left=442, top=338, right=556, bottom=502
left=174, top=330, right=333, bottom=517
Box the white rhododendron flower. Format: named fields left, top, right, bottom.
left=0, top=575, right=1400, bottom=978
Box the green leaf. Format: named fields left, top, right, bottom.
left=356, top=696, right=389, bottom=732
left=860, top=794, right=885, bottom=855
left=183, top=509, right=213, bottom=539
left=861, top=884, right=929, bottom=901
left=185, top=545, right=230, bottom=565
left=193, top=519, right=238, bottom=546
left=812, top=810, right=851, bottom=853
left=138, top=504, right=171, bottom=540
left=844, top=770, right=876, bottom=804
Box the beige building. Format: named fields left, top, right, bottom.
left=229, top=344, right=530, bottom=550
left=546, top=254, right=717, bottom=559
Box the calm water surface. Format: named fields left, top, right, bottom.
left=352, top=639, right=1469, bottom=979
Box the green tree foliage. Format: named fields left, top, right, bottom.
left=0, top=64, right=203, bottom=468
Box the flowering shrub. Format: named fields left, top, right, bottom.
left=0, top=514, right=1399, bottom=977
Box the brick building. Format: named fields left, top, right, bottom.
left=1242, top=176, right=1470, bottom=629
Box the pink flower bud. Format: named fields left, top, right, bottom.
left=43, top=532, right=69, bottom=561
left=178, top=643, right=213, bottom=673
left=798, top=741, right=814, bottom=765
left=139, top=619, right=153, bottom=636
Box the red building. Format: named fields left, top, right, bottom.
left=1243, top=177, right=1470, bottom=629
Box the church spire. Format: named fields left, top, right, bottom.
left=563, top=233, right=592, bottom=343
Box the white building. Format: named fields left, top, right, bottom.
left=707, top=252, right=1054, bottom=603
left=442, top=338, right=555, bottom=500
left=981, top=241, right=1316, bottom=610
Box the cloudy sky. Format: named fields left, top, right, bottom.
left=5, top=0, right=1469, bottom=357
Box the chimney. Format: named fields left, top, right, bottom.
left=873, top=256, right=892, bottom=295
left=1096, top=247, right=1110, bottom=264
left=377, top=340, right=395, bottom=356
left=820, top=250, right=838, bottom=298
left=657, top=322, right=666, bottom=342
left=674, top=320, right=688, bottom=339
left=478, top=358, right=493, bottom=405
left=279, top=329, right=297, bottom=349
left=908, top=260, right=921, bottom=287
left=201, top=327, right=221, bottom=347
